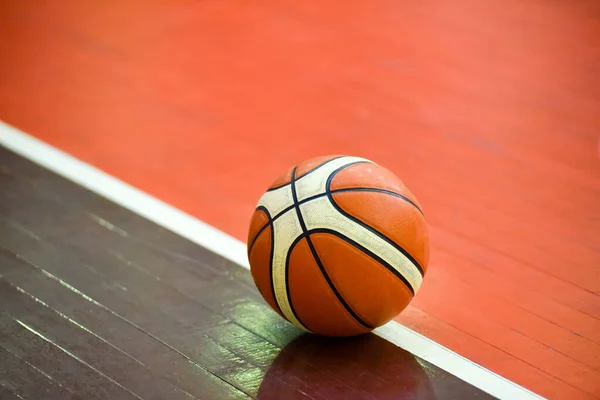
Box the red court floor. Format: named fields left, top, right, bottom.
left=1, top=1, right=600, bottom=399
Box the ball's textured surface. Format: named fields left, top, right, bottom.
left=247, top=155, right=429, bottom=337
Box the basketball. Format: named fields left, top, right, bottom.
left=247, top=155, right=429, bottom=337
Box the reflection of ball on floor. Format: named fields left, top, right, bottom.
left=247, top=155, right=429, bottom=337
left=256, top=333, right=435, bottom=398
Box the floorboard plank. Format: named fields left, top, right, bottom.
left=0, top=342, right=85, bottom=400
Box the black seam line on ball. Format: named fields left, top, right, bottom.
left=248, top=187, right=424, bottom=254
left=335, top=187, right=423, bottom=216
left=249, top=206, right=271, bottom=255
left=252, top=206, right=284, bottom=316
left=326, top=162, right=425, bottom=277
left=284, top=233, right=313, bottom=332
left=266, top=156, right=346, bottom=192
left=306, top=228, right=416, bottom=296
left=291, top=168, right=374, bottom=331
left=284, top=167, right=310, bottom=330
left=249, top=206, right=272, bottom=249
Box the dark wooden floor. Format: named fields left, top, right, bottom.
left=0, top=146, right=491, bottom=399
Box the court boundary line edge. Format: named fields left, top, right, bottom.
left=0, top=120, right=545, bottom=400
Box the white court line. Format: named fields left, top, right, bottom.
left=0, top=120, right=545, bottom=400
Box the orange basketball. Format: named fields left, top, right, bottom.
left=247, top=155, right=429, bottom=337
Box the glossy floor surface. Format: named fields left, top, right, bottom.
left=0, top=148, right=490, bottom=399
left=0, top=1, right=599, bottom=399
